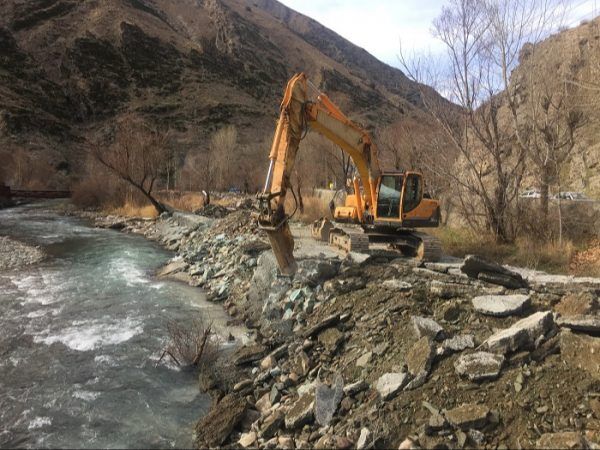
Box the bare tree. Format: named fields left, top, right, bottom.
left=400, top=0, right=565, bottom=242
left=92, top=115, right=171, bottom=214
left=210, top=125, right=238, bottom=191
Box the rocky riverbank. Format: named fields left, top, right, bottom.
left=0, top=236, right=45, bottom=271
left=87, top=202, right=600, bottom=450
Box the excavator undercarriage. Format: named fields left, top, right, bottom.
left=311, top=218, right=442, bottom=261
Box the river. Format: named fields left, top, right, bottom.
left=0, top=202, right=238, bottom=448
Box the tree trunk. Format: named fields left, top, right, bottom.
left=540, top=167, right=551, bottom=230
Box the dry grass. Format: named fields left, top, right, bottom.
left=158, top=191, right=205, bottom=212
left=109, top=202, right=158, bottom=219
left=433, top=226, right=599, bottom=276
left=285, top=194, right=332, bottom=224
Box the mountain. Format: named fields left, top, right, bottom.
left=508, top=17, right=600, bottom=198
left=0, top=0, right=438, bottom=187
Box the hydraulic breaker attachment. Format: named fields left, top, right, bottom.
left=258, top=193, right=297, bottom=276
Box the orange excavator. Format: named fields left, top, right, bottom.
left=258, top=73, right=441, bottom=275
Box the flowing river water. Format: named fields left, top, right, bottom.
left=0, top=202, right=242, bottom=448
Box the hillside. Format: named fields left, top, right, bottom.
left=509, top=18, right=600, bottom=198
left=0, top=0, right=436, bottom=188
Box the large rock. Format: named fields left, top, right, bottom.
left=405, top=337, right=435, bottom=388
left=472, top=294, right=530, bottom=317
left=195, top=394, right=247, bottom=447
left=318, top=328, right=345, bottom=350
left=461, top=255, right=528, bottom=289
left=285, top=394, right=315, bottom=429
left=303, top=313, right=340, bottom=338
left=484, top=311, right=554, bottom=354
left=356, top=428, right=373, bottom=450
left=315, top=375, right=344, bottom=426
left=454, top=352, right=504, bottom=381
left=536, top=432, right=589, bottom=449
left=556, top=315, right=600, bottom=334
left=376, top=373, right=409, bottom=400
left=157, top=259, right=187, bottom=277
left=560, top=330, right=600, bottom=380
left=429, top=281, right=474, bottom=299
left=412, top=316, right=444, bottom=340
left=444, top=403, right=490, bottom=430
left=439, top=335, right=475, bottom=356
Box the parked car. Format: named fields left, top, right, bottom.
left=552, top=191, right=590, bottom=201
left=519, top=189, right=541, bottom=199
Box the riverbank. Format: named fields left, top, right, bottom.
left=0, top=236, right=45, bottom=271
left=84, top=202, right=600, bottom=449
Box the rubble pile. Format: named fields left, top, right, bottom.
left=93, top=208, right=600, bottom=449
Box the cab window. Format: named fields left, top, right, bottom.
left=403, top=174, right=422, bottom=213
left=377, top=175, right=403, bottom=218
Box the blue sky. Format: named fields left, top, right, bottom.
left=279, top=0, right=600, bottom=67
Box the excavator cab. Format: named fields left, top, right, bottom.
left=375, top=172, right=424, bottom=222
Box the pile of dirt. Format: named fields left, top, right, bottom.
left=195, top=204, right=232, bottom=219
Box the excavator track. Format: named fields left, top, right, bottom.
left=329, top=227, right=370, bottom=253
left=410, top=231, right=443, bottom=262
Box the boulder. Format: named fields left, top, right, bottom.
left=454, top=352, right=504, bottom=381
left=461, top=255, right=528, bottom=289
left=157, top=259, right=187, bottom=277
left=285, top=394, right=315, bottom=429
left=314, top=375, right=344, bottom=426
left=411, top=316, right=444, bottom=340
left=195, top=394, right=247, bottom=448
left=376, top=373, right=409, bottom=400
left=556, top=315, right=600, bottom=334
left=439, top=335, right=475, bottom=355
left=484, top=311, right=554, bottom=354
left=472, top=294, right=530, bottom=317
left=444, top=403, right=490, bottom=430
left=536, top=432, right=589, bottom=449
left=560, top=330, right=600, bottom=380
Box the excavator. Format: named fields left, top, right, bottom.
left=258, top=73, right=441, bottom=275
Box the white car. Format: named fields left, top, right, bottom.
left=552, top=191, right=590, bottom=201
left=519, top=189, right=541, bottom=199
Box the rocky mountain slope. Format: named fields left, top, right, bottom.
left=0, top=0, right=434, bottom=183
left=509, top=18, right=600, bottom=198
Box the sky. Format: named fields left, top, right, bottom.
left=278, top=0, right=600, bottom=68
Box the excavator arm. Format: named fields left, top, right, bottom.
left=258, top=72, right=381, bottom=275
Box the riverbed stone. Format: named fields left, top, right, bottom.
left=484, top=311, right=554, bottom=354
left=343, top=379, right=368, bottom=396
left=314, top=375, right=344, bottom=426
left=157, top=259, right=187, bottom=277
left=411, top=316, right=444, bottom=340
left=376, top=372, right=409, bottom=400
left=239, top=431, right=257, bottom=448
left=318, top=327, right=344, bottom=350
left=454, top=352, right=505, bottom=381
left=234, top=344, right=268, bottom=366
left=472, top=294, right=531, bottom=317
left=444, top=403, right=490, bottom=430
left=195, top=394, right=247, bottom=447
left=285, top=394, right=315, bottom=429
